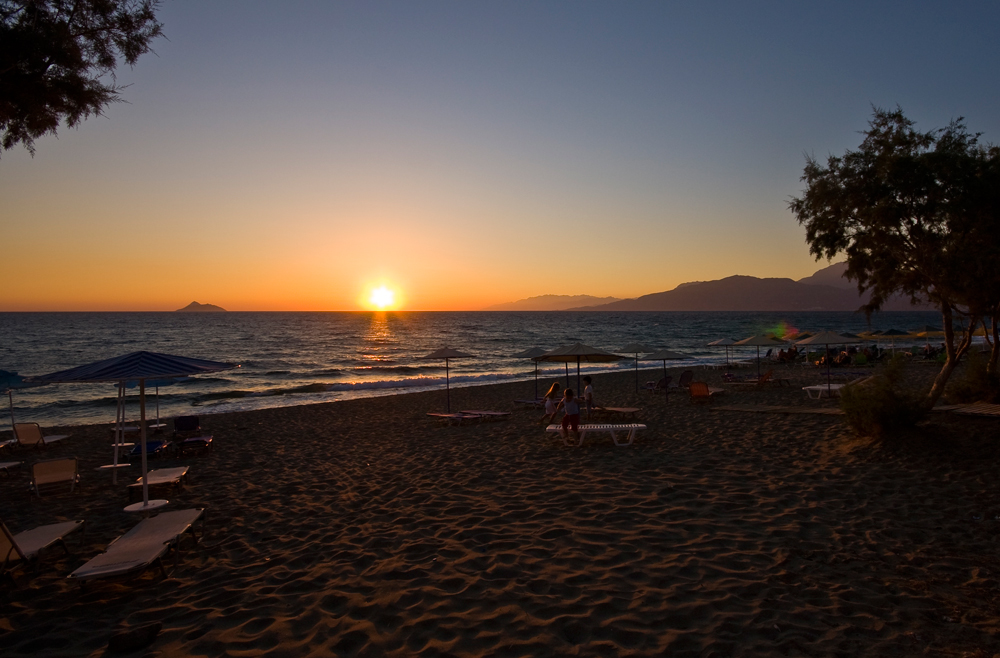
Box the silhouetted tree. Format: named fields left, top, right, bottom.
left=0, top=0, right=163, bottom=156
left=789, top=107, right=1000, bottom=409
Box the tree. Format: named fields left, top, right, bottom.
left=0, top=0, right=163, bottom=156
left=789, top=107, right=1000, bottom=409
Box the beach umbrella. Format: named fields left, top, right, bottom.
left=31, top=351, right=238, bottom=511
left=642, top=349, right=691, bottom=403
left=880, top=328, right=910, bottom=354
left=794, top=331, right=863, bottom=394
left=620, top=343, right=656, bottom=393
left=420, top=347, right=474, bottom=413
left=0, top=370, right=46, bottom=433
left=536, top=343, right=622, bottom=396
left=733, top=335, right=788, bottom=379
left=512, top=347, right=547, bottom=401
left=706, top=338, right=737, bottom=369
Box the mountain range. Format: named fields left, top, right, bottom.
left=488, top=263, right=934, bottom=312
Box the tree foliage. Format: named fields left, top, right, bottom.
left=0, top=0, right=163, bottom=156
left=789, top=107, right=1000, bottom=409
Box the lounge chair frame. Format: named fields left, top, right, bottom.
left=30, top=458, right=81, bottom=497
left=1, top=519, right=85, bottom=581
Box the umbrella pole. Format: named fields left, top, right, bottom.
left=534, top=362, right=538, bottom=401
left=565, top=363, right=569, bottom=390
left=827, top=342, right=832, bottom=394
left=576, top=358, right=581, bottom=397
left=112, top=382, right=123, bottom=484
left=662, top=360, right=668, bottom=404
left=445, top=359, right=451, bottom=413
left=155, top=385, right=160, bottom=426
left=7, top=389, right=13, bottom=431
left=140, top=380, right=148, bottom=506
left=757, top=346, right=761, bottom=380
left=634, top=354, right=639, bottom=393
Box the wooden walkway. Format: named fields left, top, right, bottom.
left=712, top=405, right=844, bottom=416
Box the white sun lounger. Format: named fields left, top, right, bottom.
left=14, top=423, right=70, bottom=449
left=68, top=508, right=205, bottom=582
left=1, top=519, right=85, bottom=577
left=127, top=467, right=189, bottom=502
left=30, top=458, right=81, bottom=496
left=545, top=423, right=646, bottom=447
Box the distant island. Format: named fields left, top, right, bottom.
left=483, top=294, right=623, bottom=311
left=176, top=301, right=227, bottom=312
left=486, top=263, right=935, bottom=312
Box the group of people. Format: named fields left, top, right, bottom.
left=539, top=376, right=598, bottom=439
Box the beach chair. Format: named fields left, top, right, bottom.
left=129, top=440, right=169, bottom=460
left=13, top=423, right=69, bottom=449
left=689, top=382, right=722, bottom=403
left=1, top=518, right=85, bottom=580
left=68, top=508, right=205, bottom=583
left=670, top=371, right=694, bottom=390
left=127, top=467, right=190, bottom=502
left=172, top=416, right=201, bottom=438
left=642, top=377, right=670, bottom=393
left=458, top=410, right=511, bottom=422
left=426, top=412, right=482, bottom=425
left=177, top=434, right=213, bottom=456
left=30, top=458, right=81, bottom=496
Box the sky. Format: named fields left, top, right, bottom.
left=2, top=1, right=999, bottom=311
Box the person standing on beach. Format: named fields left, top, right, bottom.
left=582, top=376, right=597, bottom=418
left=558, top=388, right=580, bottom=440
left=540, top=382, right=561, bottom=424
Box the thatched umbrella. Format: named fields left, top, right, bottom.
left=536, top=344, right=622, bottom=396
left=420, top=347, right=474, bottom=413
left=620, top=343, right=656, bottom=392
left=642, top=349, right=691, bottom=403
left=733, top=335, right=788, bottom=379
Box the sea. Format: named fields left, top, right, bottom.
left=0, top=311, right=943, bottom=429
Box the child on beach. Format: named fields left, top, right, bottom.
left=540, top=382, right=561, bottom=424
left=557, top=388, right=580, bottom=439
left=582, top=376, right=597, bottom=418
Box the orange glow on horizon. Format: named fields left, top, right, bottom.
left=359, top=283, right=403, bottom=311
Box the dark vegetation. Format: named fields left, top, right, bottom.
left=791, top=107, right=1000, bottom=412
left=0, top=0, right=163, bottom=156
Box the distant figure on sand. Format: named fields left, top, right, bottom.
left=582, top=375, right=598, bottom=418
left=557, top=388, right=580, bottom=440
left=540, top=382, right=561, bottom=424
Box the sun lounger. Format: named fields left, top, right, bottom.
left=68, top=508, right=205, bottom=583
left=0, top=461, right=21, bottom=476
left=670, top=371, right=694, bottom=389
left=127, top=467, right=190, bottom=502
left=594, top=407, right=641, bottom=420
left=426, top=412, right=482, bottom=425
left=129, top=440, right=169, bottom=459
left=689, top=382, right=723, bottom=402
left=30, top=458, right=80, bottom=496
left=513, top=398, right=545, bottom=408
left=14, top=423, right=70, bottom=449
left=1, top=518, right=85, bottom=578
left=172, top=416, right=201, bottom=438
left=177, top=434, right=213, bottom=456
left=643, top=377, right=671, bottom=393
left=458, top=410, right=511, bottom=421
left=804, top=376, right=872, bottom=399
left=545, top=423, right=646, bottom=447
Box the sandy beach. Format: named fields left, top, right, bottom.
left=2, top=362, right=999, bottom=657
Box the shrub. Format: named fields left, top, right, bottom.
left=945, top=349, right=1000, bottom=404
left=839, top=355, right=926, bottom=438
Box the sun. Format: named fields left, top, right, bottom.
left=369, top=286, right=395, bottom=310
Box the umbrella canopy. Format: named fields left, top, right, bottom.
left=642, top=349, right=691, bottom=403
left=32, top=351, right=238, bottom=509
left=795, top=331, right=863, bottom=392
left=706, top=338, right=737, bottom=368
left=878, top=328, right=911, bottom=353
left=733, top=335, right=788, bottom=379
left=537, top=343, right=622, bottom=395
left=512, top=347, right=548, bottom=401
left=621, top=343, right=656, bottom=393
left=420, top=347, right=474, bottom=413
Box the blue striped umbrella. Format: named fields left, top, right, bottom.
left=32, top=352, right=238, bottom=508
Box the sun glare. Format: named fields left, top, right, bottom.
left=369, top=286, right=395, bottom=310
